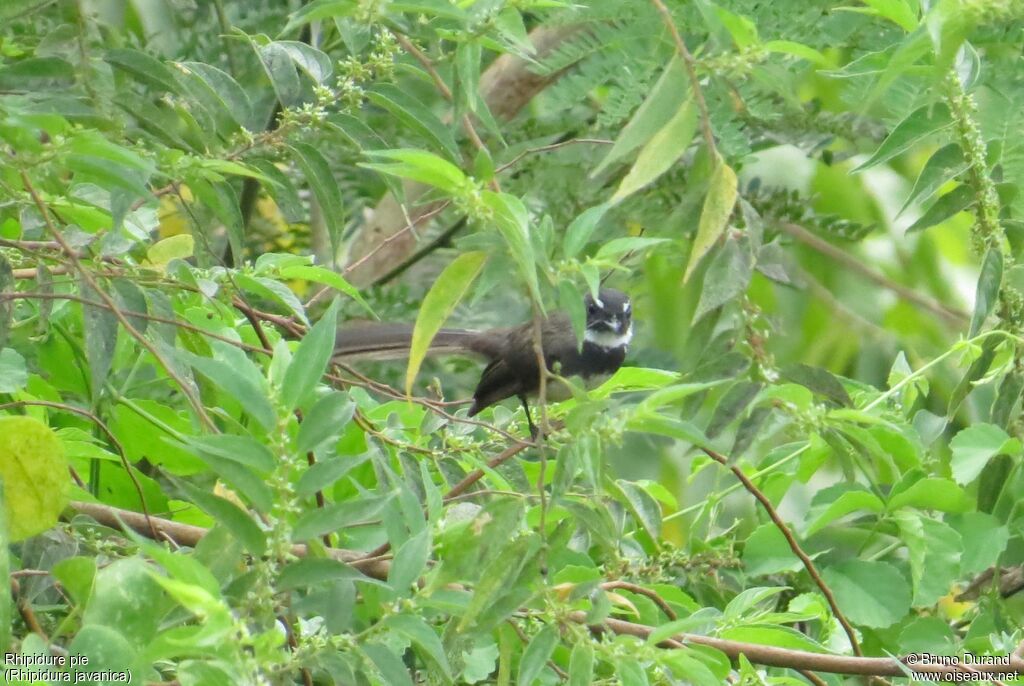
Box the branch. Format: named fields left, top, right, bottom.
left=344, top=24, right=581, bottom=285
left=779, top=221, right=969, bottom=324
left=650, top=0, right=717, bottom=159
left=701, top=447, right=862, bottom=657
left=572, top=611, right=1023, bottom=678
left=69, top=501, right=1024, bottom=680
left=20, top=171, right=216, bottom=431
left=69, top=501, right=391, bottom=579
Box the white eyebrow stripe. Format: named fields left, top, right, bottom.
left=622, top=301, right=630, bottom=312
left=594, top=297, right=604, bottom=308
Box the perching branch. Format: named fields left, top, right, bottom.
left=68, top=500, right=1024, bottom=680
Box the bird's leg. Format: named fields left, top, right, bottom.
left=519, top=395, right=539, bottom=439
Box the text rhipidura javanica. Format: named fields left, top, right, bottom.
left=333, top=288, right=633, bottom=435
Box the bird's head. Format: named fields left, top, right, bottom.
left=584, top=288, right=633, bottom=349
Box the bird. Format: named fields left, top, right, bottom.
left=333, top=288, right=633, bottom=434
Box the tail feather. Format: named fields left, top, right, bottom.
left=334, top=325, right=485, bottom=361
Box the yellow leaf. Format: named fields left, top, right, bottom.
left=406, top=252, right=487, bottom=395
left=684, top=159, right=738, bottom=282
left=145, top=234, right=195, bottom=270
left=0, top=416, right=69, bottom=541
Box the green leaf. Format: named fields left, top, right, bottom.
left=949, top=423, right=1021, bottom=485
left=781, top=364, right=852, bottom=406
left=281, top=0, right=357, bottom=35
left=898, top=143, right=967, bottom=215
left=288, top=143, right=346, bottom=255
left=181, top=343, right=276, bottom=431
left=969, top=247, right=1002, bottom=337
left=714, top=5, right=759, bottom=47
left=179, top=481, right=266, bottom=556
left=805, top=486, right=884, bottom=536
left=720, top=625, right=825, bottom=653
left=0, top=255, right=11, bottom=347
left=146, top=234, right=194, bottom=268
left=81, top=557, right=164, bottom=647
left=593, top=58, right=688, bottom=176
left=366, top=85, right=461, bottom=161
left=279, top=264, right=375, bottom=317
left=362, top=643, right=415, bottom=686
left=254, top=41, right=301, bottom=107
left=186, top=174, right=245, bottom=260
left=763, top=40, right=828, bottom=65
left=104, top=48, right=181, bottom=93
left=991, top=371, right=1024, bottom=428
left=250, top=159, right=305, bottom=222
left=693, top=238, right=752, bottom=322
left=457, top=41, right=482, bottom=112
left=888, top=476, right=973, bottom=512
left=79, top=278, right=118, bottom=403
left=0, top=56, right=75, bottom=90
left=706, top=381, right=762, bottom=438
left=611, top=99, right=697, bottom=204
left=361, top=148, right=468, bottom=194
left=389, top=528, right=431, bottom=595
left=517, top=625, right=559, bottom=686
left=895, top=512, right=962, bottom=606
left=742, top=523, right=803, bottom=575
left=568, top=641, right=594, bottom=686
left=386, top=614, right=452, bottom=681
left=281, top=299, right=339, bottom=410
left=821, top=560, right=910, bottom=628
left=562, top=203, right=610, bottom=258
left=610, top=479, right=661, bottom=541
left=278, top=558, right=384, bottom=590
left=595, top=237, right=672, bottom=259
left=854, top=103, right=952, bottom=172
left=906, top=184, right=974, bottom=233
left=406, top=251, right=486, bottom=395
left=292, top=495, right=391, bottom=542
left=685, top=160, right=738, bottom=282
left=297, top=392, right=355, bottom=453
left=176, top=61, right=253, bottom=131
left=0, top=348, right=27, bottom=393
left=835, top=0, right=918, bottom=32
left=274, top=41, right=333, bottom=84
left=483, top=192, right=543, bottom=304
left=0, top=417, right=68, bottom=542
left=950, top=512, right=1009, bottom=576
left=185, top=434, right=277, bottom=474
left=0, top=482, right=8, bottom=653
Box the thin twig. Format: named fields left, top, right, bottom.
left=701, top=447, right=862, bottom=657
left=600, top=580, right=678, bottom=620
left=779, top=222, right=968, bottom=324
left=68, top=501, right=1024, bottom=680
left=20, top=171, right=216, bottom=431
left=650, top=0, right=717, bottom=158
left=495, top=138, right=614, bottom=174
left=341, top=200, right=452, bottom=279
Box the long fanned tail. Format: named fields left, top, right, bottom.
left=333, top=324, right=487, bottom=361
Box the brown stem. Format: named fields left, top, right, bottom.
left=779, top=222, right=968, bottom=324
left=649, top=0, right=717, bottom=159
left=20, top=172, right=216, bottom=431
left=701, top=447, right=862, bottom=657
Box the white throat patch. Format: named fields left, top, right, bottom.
left=584, top=323, right=633, bottom=349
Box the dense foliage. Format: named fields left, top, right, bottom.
left=1, top=0, right=1023, bottom=684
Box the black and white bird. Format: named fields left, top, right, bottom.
left=333, top=288, right=633, bottom=433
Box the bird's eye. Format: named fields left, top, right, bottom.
left=587, top=303, right=598, bottom=315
